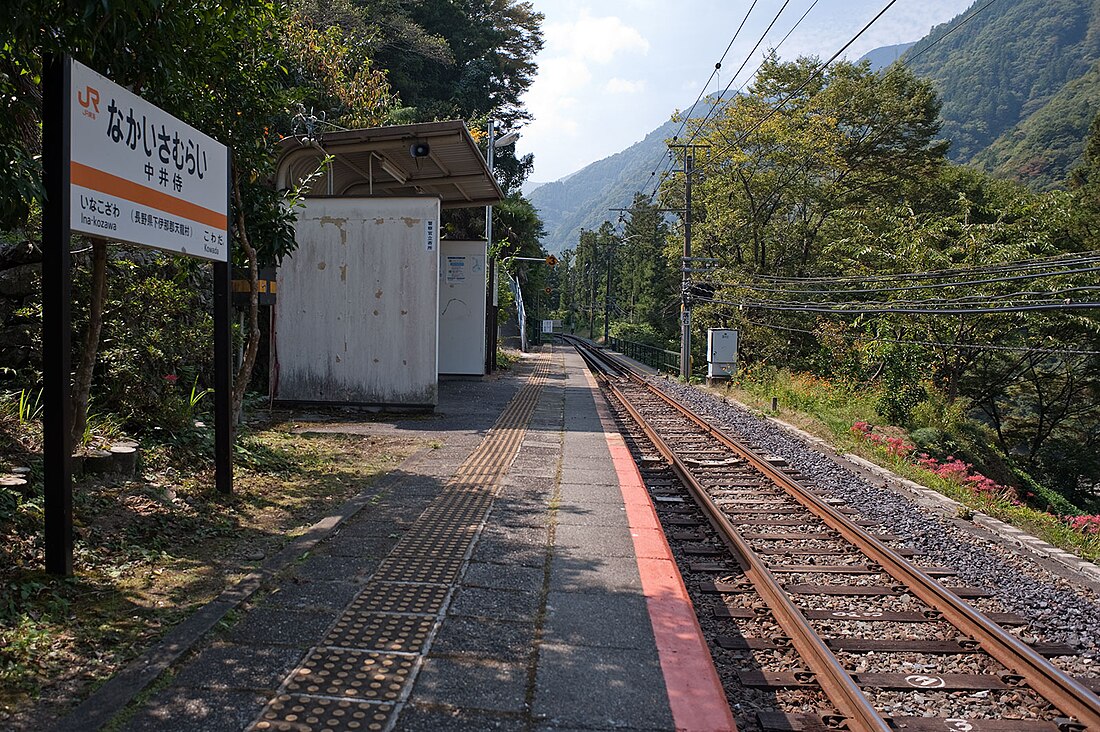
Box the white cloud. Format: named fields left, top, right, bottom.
left=605, top=78, right=646, bottom=94
left=544, top=10, right=649, bottom=64
left=520, top=8, right=651, bottom=177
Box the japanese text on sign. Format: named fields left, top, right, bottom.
left=69, top=58, right=229, bottom=261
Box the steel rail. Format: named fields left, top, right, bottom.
left=570, top=340, right=893, bottom=732
left=579, top=341, right=1100, bottom=730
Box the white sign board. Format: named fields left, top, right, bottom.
left=445, top=256, right=466, bottom=283
left=69, top=59, right=229, bottom=261
left=542, top=319, right=554, bottom=334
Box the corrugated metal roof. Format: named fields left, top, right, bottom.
left=275, top=120, right=503, bottom=209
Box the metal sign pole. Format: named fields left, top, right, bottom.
left=42, top=54, right=74, bottom=576
left=213, top=248, right=233, bottom=493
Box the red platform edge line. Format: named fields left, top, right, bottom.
left=584, top=371, right=737, bottom=732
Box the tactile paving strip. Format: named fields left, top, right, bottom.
left=253, top=695, right=395, bottom=732
left=250, top=358, right=553, bottom=731
left=285, top=648, right=414, bottom=701
left=323, top=614, right=434, bottom=654
left=371, top=555, right=466, bottom=584
left=345, top=582, right=449, bottom=616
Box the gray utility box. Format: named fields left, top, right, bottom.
left=707, top=328, right=738, bottom=379
left=438, top=240, right=487, bottom=375
left=273, top=196, right=441, bottom=407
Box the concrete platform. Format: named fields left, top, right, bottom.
left=61, top=346, right=733, bottom=732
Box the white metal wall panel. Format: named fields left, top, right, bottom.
left=274, top=197, right=441, bottom=405
left=438, top=240, right=487, bottom=375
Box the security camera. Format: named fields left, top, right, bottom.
left=410, top=142, right=430, bottom=158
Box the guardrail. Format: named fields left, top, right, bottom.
left=607, top=336, right=680, bottom=374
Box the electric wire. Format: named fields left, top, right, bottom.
left=712, top=286, right=1100, bottom=308
left=738, top=317, right=1100, bottom=356
left=708, top=0, right=900, bottom=160
left=697, top=294, right=1100, bottom=315
left=640, top=0, right=824, bottom=205
left=638, top=0, right=825, bottom=205
left=632, top=1, right=762, bottom=205
left=737, top=252, right=1100, bottom=284
left=703, top=263, right=1100, bottom=296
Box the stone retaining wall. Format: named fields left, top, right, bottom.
left=0, top=238, right=41, bottom=374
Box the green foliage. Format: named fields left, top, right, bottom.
left=874, top=345, right=929, bottom=425
left=15, top=389, right=43, bottom=425
left=359, top=0, right=543, bottom=129
left=608, top=321, right=671, bottom=350
left=973, top=60, right=1100, bottom=190
left=86, top=253, right=214, bottom=432
left=905, top=0, right=1100, bottom=166
left=494, top=347, right=519, bottom=370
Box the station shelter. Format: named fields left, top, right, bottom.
left=271, top=121, right=502, bottom=408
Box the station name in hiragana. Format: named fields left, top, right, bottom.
left=79, top=195, right=120, bottom=218
left=202, top=229, right=225, bottom=256
left=105, top=99, right=209, bottom=194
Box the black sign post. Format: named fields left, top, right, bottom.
left=213, top=256, right=233, bottom=495
left=42, top=54, right=74, bottom=576
left=41, top=55, right=235, bottom=573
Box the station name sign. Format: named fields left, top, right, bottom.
left=69, top=59, right=229, bottom=261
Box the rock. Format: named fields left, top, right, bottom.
left=0, top=263, right=40, bottom=298
left=0, top=239, right=41, bottom=269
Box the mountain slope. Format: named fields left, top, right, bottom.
left=862, top=42, right=914, bottom=71
left=972, top=59, right=1100, bottom=190
left=904, top=0, right=1100, bottom=163
left=529, top=119, right=675, bottom=254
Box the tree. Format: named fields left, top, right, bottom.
left=615, top=194, right=676, bottom=340
left=362, top=0, right=544, bottom=129
left=686, top=55, right=947, bottom=278
left=2, top=0, right=394, bottom=439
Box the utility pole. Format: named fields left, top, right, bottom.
left=669, top=143, right=707, bottom=379
left=589, top=259, right=597, bottom=340
left=604, top=237, right=613, bottom=343
left=484, top=120, right=497, bottom=373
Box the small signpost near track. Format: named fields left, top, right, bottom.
left=42, top=55, right=234, bottom=575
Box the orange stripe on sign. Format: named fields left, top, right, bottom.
left=70, top=161, right=227, bottom=230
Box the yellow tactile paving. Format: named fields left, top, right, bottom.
left=249, top=356, right=551, bottom=732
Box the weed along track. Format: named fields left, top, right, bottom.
left=565, top=336, right=1100, bottom=732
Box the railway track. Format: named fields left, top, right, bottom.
left=564, top=335, right=1100, bottom=732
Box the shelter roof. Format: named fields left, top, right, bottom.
left=275, top=120, right=502, bottom=209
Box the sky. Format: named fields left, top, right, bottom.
left=517, top=0, right=977, bottom=184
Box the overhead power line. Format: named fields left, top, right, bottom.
left=633, top=2, right=762, bottom=203
left=706, top=263, right=1100, bottom=296
left=740, top=252, right=1100, bottom=284
left=740, top=317, right=1100, bottom=356
left=639, top=0, right=821, bottom=204
left=698, top=294, right=1100, bottom=315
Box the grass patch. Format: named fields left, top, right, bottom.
left=0, top=414, right=420, bottom=728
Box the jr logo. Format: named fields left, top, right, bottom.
left=77, top=86, right=100, bottom=119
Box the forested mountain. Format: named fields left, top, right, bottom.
left=905, top=0, right=1100, bottom=181
left=528, top=118, right=676, bottom=254
left=972, top=59, right=1100, bottom=191
left=533, top=0, right=1100, bottom=252
left=861, top=42, right=914, bottom=71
